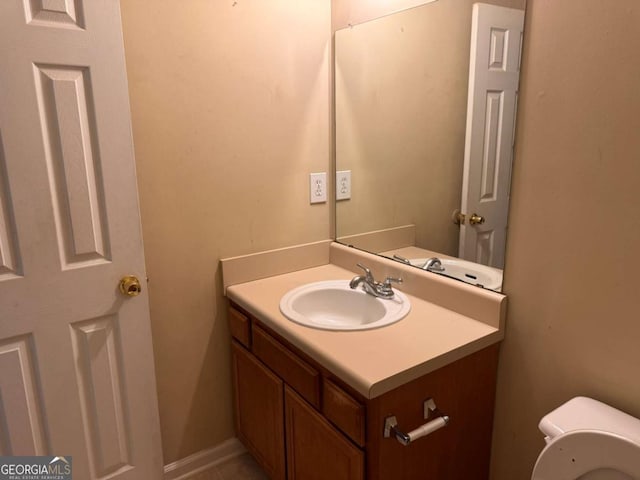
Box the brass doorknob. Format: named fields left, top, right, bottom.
left=119, top=275, right=142, bottom=297
left=469, top=213, right=485, bottom=225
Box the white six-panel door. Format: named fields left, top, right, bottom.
left=0, top=1, right=163, bottom=478
left=459, top=3, right=524, bottom=269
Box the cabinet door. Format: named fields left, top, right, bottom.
left=232, top=342, right=286, bottom=480
left=285, top=386, right=364, bottom=480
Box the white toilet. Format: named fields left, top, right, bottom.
left=532, top=397, right=640, bottom=480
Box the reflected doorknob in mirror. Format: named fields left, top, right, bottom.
left=469, top=213, right=485, bottom=225
left=453, top=210, right=484, bottom=225
left=119, top=275, right=142, bottom=297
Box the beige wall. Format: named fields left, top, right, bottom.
left=120, top=1, right=330, bottom=463
left=491, top=1, right=640, bottom=478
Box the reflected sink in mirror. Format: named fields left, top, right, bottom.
left=408, top=258, right=502, bottom=291
left=279, top=280, right=411, bottom=331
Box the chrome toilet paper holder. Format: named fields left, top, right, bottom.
left=383, top=398, right=450, bottom=446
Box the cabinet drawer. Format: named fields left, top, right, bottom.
left=229, top=306, right=251, bottom=348
left=323, top=378, right=366, bottom=447
left=252, top=324, right=320, bottom=408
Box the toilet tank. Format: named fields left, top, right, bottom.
left=539, top=396, right=640, bottom=444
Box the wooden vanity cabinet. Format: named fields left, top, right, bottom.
left=228, top=302, right=499, bottom=480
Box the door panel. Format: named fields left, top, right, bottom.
left=33, top=64, right=111, bottom=268
left=71, top=315, right=132, bottom=477
left=25, top=1, right=85, bottom=29
left=0, top=137, right=21, bottom=280
left=0, top=335, right=48, bottom=456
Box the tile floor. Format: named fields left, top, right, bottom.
left=189, top=452, right=268, bottom=480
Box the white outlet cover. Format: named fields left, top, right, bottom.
left=336, top=170, right=351, bottom=200
left=309, top=172, right=327, bottom=204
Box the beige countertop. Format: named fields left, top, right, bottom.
left=226, top=262, right=503, bottom=399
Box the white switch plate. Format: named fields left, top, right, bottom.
left=336, top=170, right=351, bottom=200
left=309, top=172, right=327, bottom=204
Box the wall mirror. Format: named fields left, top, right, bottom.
left=334, top=0, right=526, bottom=292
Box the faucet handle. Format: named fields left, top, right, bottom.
left=383, top=276, right=403, bottom=287
left=356, top=263, right=374, bottom=281
left=379, top=276, right=402, bottom=298
left=393, top=255, right=411, bottom=265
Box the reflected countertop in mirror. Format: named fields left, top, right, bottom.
left=334, top=0, right=525, bottom=292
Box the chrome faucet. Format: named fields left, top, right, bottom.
left=349, top=263, right=402, bottom=299
left=422, top=257, right=445, bottom=272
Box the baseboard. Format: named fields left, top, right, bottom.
left=164, top=438, right=246, bottom=480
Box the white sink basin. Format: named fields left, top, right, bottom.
left=279, top=280, right=411, bottom=331
left=409, top=258, right=503, bottom=291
